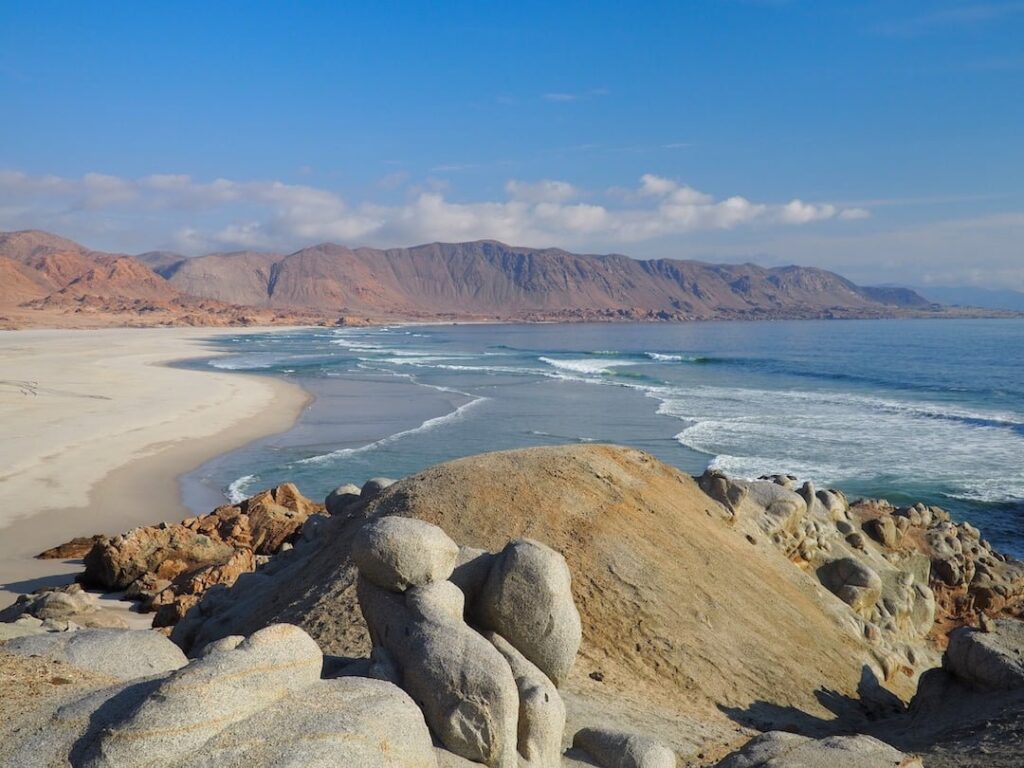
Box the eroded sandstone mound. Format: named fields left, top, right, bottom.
left=9, top=444, right=1024, bottom=765
left=169, top=445, right=895, bottom=757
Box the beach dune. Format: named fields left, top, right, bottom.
left=0, top=328, right=309, bottom=609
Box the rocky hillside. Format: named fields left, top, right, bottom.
left=3, top=444, right=1024, bottom=765
left=0, top=230, right=178, bottom=304
left=157, top=240, right=939, bottom=321
left=7, top=229, right=1006, bottom=327
left=0, top=231, right=328, bottom=329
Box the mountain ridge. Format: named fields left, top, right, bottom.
left=0, top=230, right=323, bottom=329
left=3, top=228, right=1013, bottom=328
left=155, top=237, right=942, bottom=321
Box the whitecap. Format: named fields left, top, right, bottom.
left=295, top=396, right=489, bottom=466
left=539, top=356, right=639, bottom=375
left=226, top=474, right=258, bottom=504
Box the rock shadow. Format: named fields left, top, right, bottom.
left=717, top=665, right=906, bottom=739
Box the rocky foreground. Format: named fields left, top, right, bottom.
left=2, top=444, right=1023, bottom=766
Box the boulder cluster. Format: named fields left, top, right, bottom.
left=3, top=623, right=436, bottom=767
left=853, top=498, right=1024, bottom=631
left=698, top=469, right=1024, bottom=688
left=76, top=483, right=323, bottom=626
left=350, top=515, right=586, bottom=767
left=1, top=515, right=685, bottom=768
left=0, top=583, right=128, bottom=636
left=6, top=445, right=1024, bottom=767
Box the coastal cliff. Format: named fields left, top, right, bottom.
left=2, top=445, right=1022, bottom=766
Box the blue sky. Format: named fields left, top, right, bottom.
left=1, top=1, right=1021, bottom=288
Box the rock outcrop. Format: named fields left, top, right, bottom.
left=476, top=539, right=582, bottom=687
left=572, top=727, right=676, bottom=768
left=353, top=516, right=459, bottom=592
left=697, top=467, right=1024, bottom=693
left=36, top=535, right=106, bottom=560
left=168, top=446, right=903, bottom=760
left=68, top=483, right=323, bottom=623
left=716, top=732, right=922, bottom=768
left=2, top=624, right=437, bottom=768
left=11, top=444, right=1024, bottom=765
left=354, top=516, right=579, bottom=767
left=0, top=583, right=128, bottom=630
left=944, top=618, right=1024, bottom=690
left=2, top=628, right=187, bottom=681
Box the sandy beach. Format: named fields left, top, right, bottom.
left=0, top=327, right=310, bottom=609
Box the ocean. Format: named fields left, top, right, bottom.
left=179, top=319, right=1024, bottom=558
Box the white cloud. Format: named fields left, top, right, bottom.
left=777, top=199, right=838, bottom=224
left=505, top=179, right=579, bottom=203
left=660, top=211, right=1024, bottom=291
left=638, top=174, right=677, bottom=197
left=0, top=169, right=867, bottom=255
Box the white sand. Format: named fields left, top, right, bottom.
left=0, top=327, right=310, bottom=608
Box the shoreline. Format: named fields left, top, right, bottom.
left=0, top=327, right=312, bottom=609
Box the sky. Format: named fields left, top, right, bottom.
left=1, top=1, right=1021, bottom=289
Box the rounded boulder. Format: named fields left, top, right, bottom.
left=353, top=516, right=459, bottom=592
left=475, top=538, right=582, bottom=687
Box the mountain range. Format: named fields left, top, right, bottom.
left=0, top=228, right=996, bottom=329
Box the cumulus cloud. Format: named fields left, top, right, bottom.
left=0, top=169, right=865, bottom=254
left=505, top=179, right=579, bottom=203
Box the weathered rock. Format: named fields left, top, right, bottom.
left=151, top=549, right=257, bottom=628
left=2, top=628, right=187, bottom=680
left=945, top=619, right=1024, bottom=690
left=83, top=527, right=236, bottom=591
left=80, top=623, right=322, bottom=766
left=325, top=482, right=362, bottom=515
left=361, top=477, right=396, bottom=501
left=238, top=483, right=320, bottom=553
left=353, top=516, right=459, bottom=592
left=3, top=626, right=436, bottom=768
left=816, top=489, right=848, bottom=521
left=194, top=634, right=245, bottom=658
left=572, top=727, right=675, bottom=768
left=817, top=557, right=882, bottom=614
left=36, top=534, right=106, bottom=559
left=186, top=677, right=437, bottom=767
left=487, top=631, right=565, bottom=768
left=358, top=577, right=519, bottom=767
left=715, top=731, right=922, bottom=768
left=864, top=516, right=900, bottom=549
left=475, top=538, right=582, bottom=686
left=4, top=673, right=169, bottom=767
left=72, top=484, right=323, bottom=629
left=698, top=471, right=807, bottom=537
left=0, top=583, right=127, bottom=628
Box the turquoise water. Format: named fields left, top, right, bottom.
left=181, top=319, right=1024, bottom=557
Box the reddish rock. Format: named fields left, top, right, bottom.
left=151, top=549, right=257, bottom=628
left=70, top=483, right=323, bottom=628
left=36, top=535, right=105, bottom=560
left=82, top=529, right=236, bottom=591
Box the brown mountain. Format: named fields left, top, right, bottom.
left=2, top=229, right=948, bottom=327
left=159, top=239, right=937, bottom=321
left=0, top=230, right=322, bottom=329
left=156, top=251, right=283, bottom=305
left=0, top=230, right=177, bottom=302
